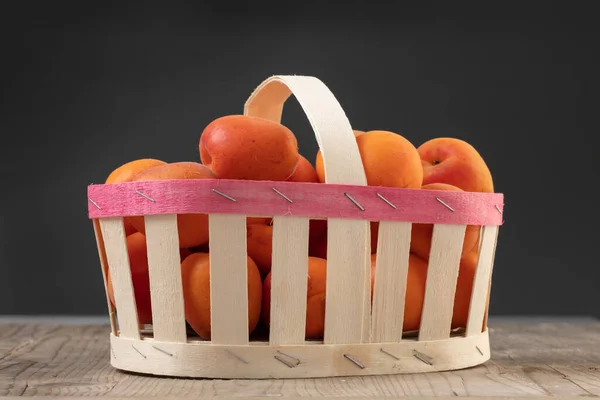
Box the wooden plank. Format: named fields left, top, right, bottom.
left=144, top=214, right=187, bottom=343
left=98, top=217, right=140, bottom=339
left=418, top=223, right=466, bottom=341
left=371, top=221, right=412, bottom=342
left=1, top=319, right=599, bottom=397
left=269, top=216, right=310, bottom=345
left=92, top=219, right=117, bottom=336
left=323, top=218, right=371, bottom=344
left=466, top=225, right=499, bottom=336
left=208, top=213, right=248, bottom=345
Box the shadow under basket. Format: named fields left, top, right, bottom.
left=87, top=75, right=505, bottom=379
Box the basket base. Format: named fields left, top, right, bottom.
left=109, top=331, right=491, bottom=379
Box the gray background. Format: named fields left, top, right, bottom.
left=1, top=1, right=598, bottom=317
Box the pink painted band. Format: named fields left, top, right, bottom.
left=87, top=179, right=504, bottom=226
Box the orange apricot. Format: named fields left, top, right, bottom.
left=129, top=162, right=216, bottom=248
left=105, top=158, right=166, bottom=184
left=409, top=183, right=480, bottom=260
left=262, top=257, right=327, bottom=340
left=418, top=137, right=494, bottom=193
left=104, top=158, right=166, bottom=237
left=106, top=232, right=191, bottom=324
left=286, top=154, right=318, bottom=183
left=316, top=130, right=423, bottom=188
left=199, top=115, right=299, bottom=181
left=246, top=222, right=273, bottom=275
left=308, top=219, right=328, bottom=259
left=181, top=252, right=263, bottom=340
left=451, top=250, right=491, bottom=331
left=370, top=252, right=428, bottom=332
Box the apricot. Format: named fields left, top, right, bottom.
left=409, top=183, right=480, bottom=260
left=286, top=154, right=318, bottom=183
left=188, top=243, right=210, bottom=254
left=370, top=253, right=428, bottom=332
left=452, top=250, right=491, bottom=330
left=181, top=252, right=263, bottom=340
left=418, top=137, right=494, bottom=193
left=246, top=222, right=273, bottom=275
left=199, top=115, right=299, bottom=181
left=129, top=162, right=216, bottom=248
left=105, top=158, right=166, bottom=184
left=316, top=130, right=423, bottom=188
left=308, top=219, right=328, bottom=259
left=247, top=217, right=272, bottom=225
left=124, top=223, right=138, bottom=236
left=104, top=158, right=166, bottom=236
left=262, top=257, right=327, bottom=340
left=313, top=218, right=377, bottom=256
left=106, top=232, right=191, bottom=324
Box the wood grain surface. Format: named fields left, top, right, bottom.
left=0, top=317, right=598, bottom=398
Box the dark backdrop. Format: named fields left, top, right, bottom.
left=1, top=1, right=598, bottom=317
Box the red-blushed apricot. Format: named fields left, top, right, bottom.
left=418, top=137, right=494, bottom=193
left=286, top=154, right=318, bottom=183
left=199, top=115, right=299, bottom=181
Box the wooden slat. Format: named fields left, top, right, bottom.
left=98, top=217, right=140, bottom=339
left=92, top=219, right=117, bottom=336
left=144, top=214, right=187, bottom=343
left=269, top=216, right=310, bottom=345
left=466, top=225, right=500, bottom=336
left=208, top=214, right=248, bottom=345
left=371, top=221, right=412, bottom=343
left=361, top=222, right=372, bottom=343
left=418, top=223, right=466, bottom=341
left=324, top=218, right=370, bottom=344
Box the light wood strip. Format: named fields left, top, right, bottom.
left=269, top=216, right=310, bottom=345
left=324, top=218, right=371, bottom=344
left=208, top=213, right=249, bottom=345
left=371, top=221, right=412, bottom=343
left=418, top=223, right=466, bottom=341
left=144, top=214, right=187, bottom=343
left=98, top=217, right=140, bottom=339
left=467, top=225, right=500, bottom=335
left=92, top=219, right=117, bottom=336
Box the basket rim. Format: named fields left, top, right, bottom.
left=87, top=178, right=504, bottom=226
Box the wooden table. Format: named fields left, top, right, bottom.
left=0, top=317, right=598, bottom=399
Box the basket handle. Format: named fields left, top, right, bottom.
left=243, top=75, right=367, bottom=186
left=244, top=75, right=372, bottom=344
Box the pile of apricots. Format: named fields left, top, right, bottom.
left=101, top=114, right=495, bottom=340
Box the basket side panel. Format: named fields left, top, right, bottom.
left=371, top=221, right=412, bottom=342
left=269, top=216, right=309, bottom=345
left=324, top=218, right=371, bottom=344
left=99, top=217, right=141, bottom=339
left=92, top=220, right=117, bottom=335
left=144, top=214, right=187, bottom=342
left=208, top=214, right=249, bottom=345
left=418, top=223, right=466, bottom=341
left=466, top=224, right=499, bottom=336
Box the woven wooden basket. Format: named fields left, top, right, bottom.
left=87, top=75, right=504, bottom=379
